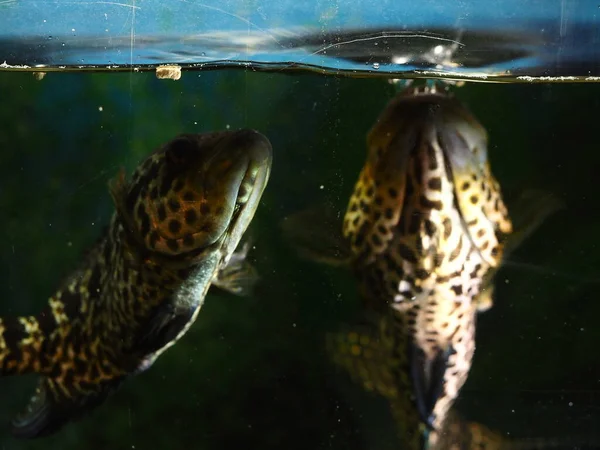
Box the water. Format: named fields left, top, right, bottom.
left=0, top=68, right=599, bottom=449
left=1, top=0, right=600, bottom=81
left=2, top=1, right=600, bottom=447
left=2, top=23, right=600, bottom=82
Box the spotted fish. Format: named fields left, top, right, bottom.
left=0, top=129, right=272, bottom=438
left=282, top=85, right=562, bottom=447
left=430, top=409, right=593, bottom=450
left=329, top=321, right=594, bottom=450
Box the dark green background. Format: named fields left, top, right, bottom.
left=0, top=71, right=598, bottom=449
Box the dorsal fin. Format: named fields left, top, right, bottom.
left=281, top=204, right=353, bottom=267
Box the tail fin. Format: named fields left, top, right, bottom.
left=0, top=302, right=128, bottom=438
left=10, top=375, right=126, bottom=439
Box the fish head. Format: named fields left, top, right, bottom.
left=433, top=90, right=513, bottom=267
left=343, top=85, right=512, bottom=271
left=113, top=129, right=272, bottom=261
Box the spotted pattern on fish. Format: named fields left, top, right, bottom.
left=429, top=408, right=597, bottom=450
left=0, top=129, right=272, bottom=438
left=328, top=319, right=586, bottom=450
left=426, top=409, right=507, bottom=450
left=339, top=85, right=513, bottom=440
left=328, top=313, right=430, bottom=448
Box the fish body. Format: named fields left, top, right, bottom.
left=430, top=409, right=599, bottom=450
left=432, top=410, right=507, bottom=450
left=283, top=84, right=561, bottom=448
left=343, top=85, right=513, bottom=433
left=329, top=316, right=586, bottom=450
left=0, top=130, right=272, bottom=438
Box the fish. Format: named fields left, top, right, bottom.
left=430, top=409, right=582, bottom=450
left=431, top=410, right=511, bottom=450
left=0, top=129, right=272, bottom=439
left=282, top=84, right=562, bottom=447
left=329, top=320, right=596, bottom=450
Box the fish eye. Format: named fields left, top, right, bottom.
left=166, top=138, right=197, bottom=165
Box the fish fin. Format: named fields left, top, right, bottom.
left=474, top=285, right=494, bottom=313
left=389, top=401, right=429, bottom=450
left=409, top=342, right=454, bottom=430
left=429, top=409, right=501, bottom=449
left=107, top=167, right=128, bottom=213
left=212, top=240, right=260, bottom=296
left=132, top=301, right=197, bottom=363
left=475, top=189, right=564, bottom=311
left=281, top=204, right=353, bottom=267
left=504, top=189, right=564, bottom=258
left=212, top=259, right=259, bottom=297
left=107, top=168, right=143, bottom=255
left=11, top=375, right=125, bottom=439
left=325, top=317, right=399, bottom=399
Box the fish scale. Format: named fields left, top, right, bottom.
left=0, top=129, right=272, bottom=439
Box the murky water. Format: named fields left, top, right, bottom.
left=0, top=69, right=599, bottom=449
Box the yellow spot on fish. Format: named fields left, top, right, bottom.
left=49, top=298, right=68, bottom=325
left=0, top=319, right=7, bottom=354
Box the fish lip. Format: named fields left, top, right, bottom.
left=218, top=129, right=272, bottom=259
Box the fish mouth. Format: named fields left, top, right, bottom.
left=137, top=129, right=272, bottom=260
left=370, top=89, right=488, bottom=195
left=165, top=129, right=272, bottom=257
left=210, top=129, right=272, bottom=257
left=434, top=101, right=488, bottom=175
left=109, top=129, right=271, bottom=263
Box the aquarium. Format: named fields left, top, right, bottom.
left=1, top=1, right=599, bottom=449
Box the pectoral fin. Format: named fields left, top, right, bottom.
left=212, top=240, right=260, bottom=296
left=477, top=189, right=564, bottom=311
left=212, top=259, right=259, bottom=296
left=11, top=375, right=125, bottom=439
left=409, top=343, right=454, bottom=430
left=504, top=189, right=564, bottom=258
left=474, top=285, right=494, bottom=313
left=281, top=204, right=353, bottom=267
left=132, top=301, right=196, bottom=369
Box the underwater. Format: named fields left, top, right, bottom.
left=1, top=1, right=600, bottom=449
